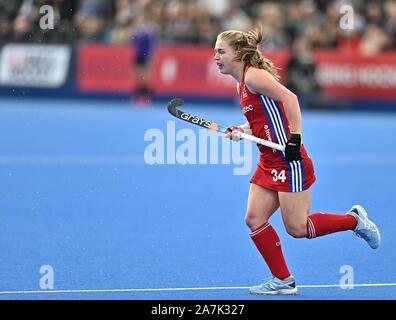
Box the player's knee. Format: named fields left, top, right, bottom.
left=245, top=210, right=267, bottom=231
left=244, top=213, right=257, bottom=230
left=285, top=224, right=307, bottom=238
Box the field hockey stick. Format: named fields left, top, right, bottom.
left=167, top=98, right=285, bottom=152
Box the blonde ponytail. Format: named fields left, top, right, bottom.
left=217, top=28, right=280, bottom=81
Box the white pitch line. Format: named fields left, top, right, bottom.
left=297, top=283, right=396, bottom=288
left=1, top=283, right=396, bottom=295
left=0, top=155, right=144, bottom=165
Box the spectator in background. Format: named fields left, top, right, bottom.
left=161, top=1, right=195, bottom=44
left=11, top=0, right=36, bottom=42
left=29, top=0, right=78, bottom=43
left=0, top=0, right=23, bottom=41
left=13, top=13, right=34, bottom=42
left=131, top=11, right=158, bottom=104
left=73, top=0, right=111, bottom=43
left=196, top=0, right=229, bottom=44
left=0, top=0, right=79, bottom=44
left=46, top=0, right=79, bottom=43
left=334, top=3, right=366, bottom=54
left=0, top=0, right=23, bottom=17
left=255, top=2, right=288, bottom=49
left=221, top=3, right=252, bottom=31
left=198, top=0, right=228, bottom=18
left=319, top=0, right=342, bottom=48
left=365, top=1, right=384, bottom=27
left=2, top=0, right=396, bottom=53
left=0, top=16, right=15, bottom=42
left=193, top=3, right=219, bottom=44
left=285, top=37, right=321, bottom=109
left=359, top=23, right=391, bottom=55
left=358, top=1, right=390, bottom=55
left=107, top=0, right=134, bottom=44
left=298, top=0, right=334, bottom=48
left=284, top=0, right=305, bottom=44
left=384, top=0, right=396, bottom=49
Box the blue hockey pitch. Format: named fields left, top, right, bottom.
left=0, top=98, right=395, bottom=300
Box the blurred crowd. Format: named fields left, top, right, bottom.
left=1, top=0, right=396, bottom=56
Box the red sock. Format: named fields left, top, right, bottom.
left=250, top=222, right=291, bottom=280
left=307, top=212, right=357, bottom=239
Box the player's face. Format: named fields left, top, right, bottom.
left=214, top=38, right=238, bottom=75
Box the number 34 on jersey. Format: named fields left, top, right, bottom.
left=271, top=169, right=286, bottom=182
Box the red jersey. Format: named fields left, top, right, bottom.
left=239, top=65, right=316, bottom=192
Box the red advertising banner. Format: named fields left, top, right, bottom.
left=76, top=44, right=396, bottom=99
left=76, top=44, right=290, bottom=96
left=314, top=50, right=396, bottom=98
left=77, top=44, right=134, bottom=92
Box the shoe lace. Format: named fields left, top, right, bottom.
left=258, top=276, right=275, bottom=287
left=260, top=276, right=291, bottom=290
left=261, top=276, right=274, bottom=283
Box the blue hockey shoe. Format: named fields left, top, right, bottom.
left=249, top=276, right=297, bottom=295
left=347, top=205, right=381, bottom=249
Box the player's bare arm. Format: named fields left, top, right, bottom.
left=244, top=67, right=302, bottom=133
